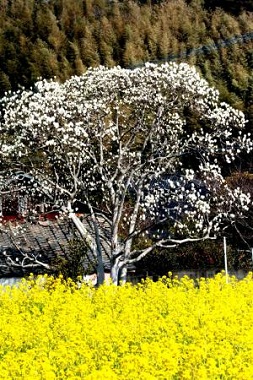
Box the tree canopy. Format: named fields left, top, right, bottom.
left=0, top=63, right=252, bottom=284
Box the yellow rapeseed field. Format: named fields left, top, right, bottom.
left=0, top=273, right=253, bottom=379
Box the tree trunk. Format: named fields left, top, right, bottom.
left=67, top=209, right=105, bottom=285
left=96, top=256, right=105, bottom=286
left=111, top=256, right=121, bottom=285
left=111, top=257, right=128, bottom=285
left=92, top=217, right=105, bottom=286
left=119, top=265, right=127, bottom=285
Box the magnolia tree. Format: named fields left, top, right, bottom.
left=0, top=63, right=252, bottom=284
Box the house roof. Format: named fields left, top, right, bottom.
left=0, top=216, right=112, bottom=277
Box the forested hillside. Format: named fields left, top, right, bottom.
left=0, top=0, right=253, bottom=124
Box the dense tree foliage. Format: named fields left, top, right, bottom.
left=0, top=0, right=252, bottom=123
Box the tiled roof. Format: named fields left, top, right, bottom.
left=0, top=216, right=111, bottom=277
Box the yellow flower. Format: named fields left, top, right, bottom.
left=0, top=273, right=252, bottom=378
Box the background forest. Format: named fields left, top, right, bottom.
left=1, top=0, right=252, bottom=163
left=0, top=0, right=253, bottom=274
left=0, top=0, right=253, bottom=120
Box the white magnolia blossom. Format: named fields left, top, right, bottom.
left=0, top=62, right=252, bottom=284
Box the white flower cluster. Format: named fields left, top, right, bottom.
left=0, top=62, right=251, bottom=247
